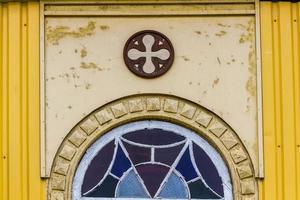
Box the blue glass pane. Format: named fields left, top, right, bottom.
left=193, top=142, right=224, bottom=197
left=175, top=148, right=198, bottom=181
left=188, top=179, right=221, bottom=199
left=84, top=174, right=118, bottom=197
left=111, top=145, right=131, bottom=177
left=116, top=170, right=149, bottom=198
left=158, top=172, right=188, bottom=199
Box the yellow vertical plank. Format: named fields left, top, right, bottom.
left=261, top=2, right=300, bottom=199
left=7, top=2, right=22, bottom=200
left=0, top=4, right=3, bottom=200
left=278, top=3, right=297, bottom=199
left=21, top=3, right=29, bottom=200
left=1, top=4, right=8, bottom=200
left=294, top=3, right=300, bottom=200
left=260, top=2, right=277, bottom=200
left=1, top=2, right=44, bottom=199
left=27, top=2, right=45, bottom=200
left=271, top=3, right=284, bottom=200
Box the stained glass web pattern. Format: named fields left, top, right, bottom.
left=73, top=121, right=233, bottom=200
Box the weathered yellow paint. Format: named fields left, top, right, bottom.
left=0, top=1, right=299, bottom=200
left=0, top=2, right=45, bottom=200
left=260, top=2, right=300, bottom=200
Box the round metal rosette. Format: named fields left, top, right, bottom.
left=123, top=30, right=174, bottom=78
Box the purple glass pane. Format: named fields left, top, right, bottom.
left=122, top=141, right=151, bottom=165
left=123, top=128, right=185, bottom=145
left=84, top=174, right=118, bottom=197
left=155, top=143, right=185, bottom=166
left=193, top=143, right=224, bottom=197
left=81, top=140, right=115, bottom=194
left=136, top=164, right=170, bottom=197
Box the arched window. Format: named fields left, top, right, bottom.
left=73, top=120, right=232, bottom=200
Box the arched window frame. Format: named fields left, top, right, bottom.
left=48, top=94, right=257, bottom=200
left=72, top=120, right=233, bottom=200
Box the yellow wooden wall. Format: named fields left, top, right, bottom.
left=0, top=2, right=45, bottom=200
left=0, top=1, right=300, bottom=200
left=260, top=2, right=300, bottom=200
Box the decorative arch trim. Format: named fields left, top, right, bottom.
left=47, top=94, right=257, bottom=200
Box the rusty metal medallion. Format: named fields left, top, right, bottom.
left=123, top=30, right=174, bottom=78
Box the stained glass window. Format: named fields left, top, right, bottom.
left=73, top=121, right=232, bottom=200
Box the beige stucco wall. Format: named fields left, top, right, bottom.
left=41, top=2, right=261, bottom=177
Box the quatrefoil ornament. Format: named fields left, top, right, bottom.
left=123, top=30, right=174, bottom=78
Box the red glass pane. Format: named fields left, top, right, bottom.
left=155, top=143, right=185, bottom=166
left=122, top=141, right=151, bottom=165
left=136, top=164, right=170, bottom=197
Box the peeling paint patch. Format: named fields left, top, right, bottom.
left=80, top=47, right=87, bottom=58
left=246, top=77, right=256, bottom=97
left=194, top=31, right=202, bottom=35
left=182, top=56, right=190, bottom=61
left=235, top=23, right=247, bottom=30
left=215, top=30, right=227, bottom=37
left=80, top=62, right=98, bottom=69
left=217, top=57, right=221, bottom=65
left=217, top=23, right=231, bottom=28
left=248, top=50, right=256, bottom=75
left=239, top=33, right=253, bottom=43
left=59, top=73, right=71, bottom=83
left=203, top=31, right=210, bottom=38
left=246, top=49, right=256, bottom=100
left=212, top=78, right=220, bottom=88
left=46, top=21, right=96, bottom=45
left=85, top=82, right=91, bottom=90
left=238, top=19, right=254, bottom=44
left=72, top=72, right=80, bottom=79
left=74, top=84, right=80, bottom=88
left=244, top=20, right=256, bottom=98
left=237, top=19, right=257, bottom=111
left=100, top=25, right=109, bottom=31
